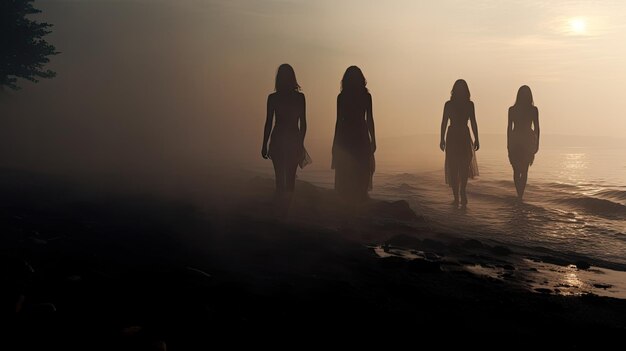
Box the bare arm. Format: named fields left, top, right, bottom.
left=261, top=94, right=274, bottom=159
left=507, top=107, right=513, bottom=151
left=299, top=93, right=307, bottom=145
left=366, top=93, right=376, bottom=153
left=440, top=102, right=450, bottom=151
left=533, top=107, right=540, bottom=153
left=469, top=102, right=480, bottom=151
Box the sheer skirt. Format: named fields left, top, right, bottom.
left=445, top=125, right=479, bottom=185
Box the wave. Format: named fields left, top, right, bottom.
left=474, top=177, right=626, bottom=218
left=595, top=189, right=626, bottom=203
left=387, top=173, right=422, bottom=182
left=552, top=196, right=626, bottom=219
left=382, top=183, right=418, bottom=192
left=531, top=180, right=604, bottom=192
left=487, top=179, right=514, bottom=187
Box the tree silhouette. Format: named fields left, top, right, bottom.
left=1, top=0, right=58, bottom=90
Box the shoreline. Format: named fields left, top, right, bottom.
left=3, top=171, right=626, bottom=348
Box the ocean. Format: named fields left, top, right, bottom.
left=292, top=134, right=626, bottom=270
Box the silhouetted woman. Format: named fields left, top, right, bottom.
left=332, top=66, right=376, bottom=202
left=440, top=79, right=479, bottom=207
left=261, top=64, right=307, bottom=194
left=508, top=85, right=539, bottom=200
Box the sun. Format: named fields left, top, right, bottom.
left=568, top=17, right=587, bottom=35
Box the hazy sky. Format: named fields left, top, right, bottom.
left=1, top=0, right=625, bottom=184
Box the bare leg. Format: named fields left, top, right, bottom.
left=271, top=159, right=298, bottom=218
left=449, top=163, right=460, bottom=206
left=459, top=162, right=470, bottom=206
left=512, top=165, right=521, bottom=199
left=518, top=163, right=529, bottom=199
left=285, top=159, right=298, bottom=193
left=272, top=156, right=285, bottom=194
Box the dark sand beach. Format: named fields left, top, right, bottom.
left=5, top=1, right=626, bottom=349
left=3, top=170, right=626, bottom=349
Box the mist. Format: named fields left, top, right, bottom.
left=5, top=2, right=626, bottom=346
left=2, top=0, right=626, bottom=196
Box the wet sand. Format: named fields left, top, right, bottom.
left=2, top=170, right=626, bottom=349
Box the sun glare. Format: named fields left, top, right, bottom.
left=569, top=17, right=587, bottom=35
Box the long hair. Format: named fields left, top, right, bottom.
left=275, top=63, right=301, bottom=92
left=514, top=85, right=534, bottom=106
left=450, top=79, right=470, bottom=102
left=341, top=66, right=368, bottom=94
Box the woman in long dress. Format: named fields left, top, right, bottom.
left=439, top=79, right=480, bottom=207
left=508, top=85, right=539, bottom=200
left=332, top=66, right=376, bottom=202
left=261, top=63, right=307, bottom=194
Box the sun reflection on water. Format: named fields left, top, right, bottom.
left=561, top=266, right=583, bottom=290
left=558, top=153, right=588, bottom=184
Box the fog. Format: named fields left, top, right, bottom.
left=1, top=0, right=625, bottom=196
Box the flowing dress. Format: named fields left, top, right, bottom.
left=333, top=92, right=373, bottom=200
left=444, top=101, right=479, bottom=185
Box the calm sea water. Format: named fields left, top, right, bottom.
left=293, top=135, right=626, bottom=269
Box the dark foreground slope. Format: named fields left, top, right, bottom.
left=1, top=171, right=625, bottom=349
